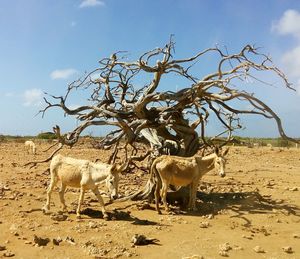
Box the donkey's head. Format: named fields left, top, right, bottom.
left=214, top=147, right=229, bottom=178
left=105, top=164, right=122, bottom=200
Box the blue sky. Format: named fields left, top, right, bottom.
left=0, top=0, right=299, bottom=137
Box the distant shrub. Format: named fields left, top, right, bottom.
left=276, top=138, right=290, bottom=148
left=36, top=132, right=57, bottom=140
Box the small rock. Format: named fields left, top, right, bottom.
left=233, top=245, right=243, bottom=250
left=289, top=187, right=298, bottom=191
left=33, top=235, right=50, bottom=246
left=253, top=245, right=265, bottom=253
left=124, top=251, right=133, bottom=257
left=282, top=246, right=293, bottom=253
left=0, top=245, right=6, bottom=251
left=3, top=251, right=15, bottom=257
left=9, top=224, right=18, bottom=233
left=50, top=212, right=68, bottom=221
left=88, top=221, right=98, bottom=229
left=219, top=242, right=232, bottom=252
left=218, top=250, right=229, bottom=257
left=53, top=237, right=62, bottom=246
left=131, top=234, right=159, bottom=246
left=199, top=222, right=210, bottom=228
left=242, top=235, right=253, bottom=240
left=207, top=214, right=214, bottom=219
left=293, top=233, right=300, bottom=239
left=65, top=236, right=75, bottom=245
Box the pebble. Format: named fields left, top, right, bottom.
left=88, top=221, right=98, bottom=229
left=50, top=213, right=68, bottom=221
left=253, top=245, right=265, bottom=253
left=3, top=251, right=15, bottom=257
left=282, top=246, right=293, bottom=253
left=199, top=222, right=210, bottom=228
left=65, top=236, right=75, bottom=245
left=218, top=250, right=229, bottom=257
left=0, top=245, right=6, bottom=251
left=219, top=242, right=232, bottom=252
left=131, top=234, right=159, bottom=246
left=33, top=235, right=50, bottom=246
left=242, top=235, right=253, bottom=240
left=53, top=237, right=62, bottom=246
left=293, top=233, right=300, bottom=239
left=123, top=251, right=133, bottom=257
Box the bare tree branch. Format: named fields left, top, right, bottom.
left=35, top=39, right=298, bottom=166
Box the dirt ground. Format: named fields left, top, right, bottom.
left=0, top=141, right=299, bottom=259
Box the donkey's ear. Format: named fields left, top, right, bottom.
left=222, top=147, right=230, bottom=156
left=110, top=164, right=117, bottom=172
left=214, top=146, right=220, bottom=155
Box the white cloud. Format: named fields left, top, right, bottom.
left=281, top=45, right=300, bottom=78
left=272, top=9, right=300, bottom=39
left=79, top=0, right=105, bottom=8
left=23, top=88, right=43, bottom=107
left=50, top=68, right=78, bottom=80
left=273, top=9, right=300, bottom=95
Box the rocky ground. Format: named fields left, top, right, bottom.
left=0, top=141, right=299, bottom=259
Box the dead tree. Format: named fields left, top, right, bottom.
left=36, top=37, right=298, bottom=201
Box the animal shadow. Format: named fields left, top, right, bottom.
left=81, top=208, right=159, bottom=225
left=194, top=191, right=300, bottom=217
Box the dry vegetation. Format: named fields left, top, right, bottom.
left=0, top=140, right=299, bottom=258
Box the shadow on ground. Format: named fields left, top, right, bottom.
left=161, top=186, right=300, bottom=219
left=196, top=191, right=299, bottom=216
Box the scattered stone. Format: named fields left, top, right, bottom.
left=242, top=235, right=253, bottom=240
left=293, top=233, right=300, bottom=239
left=9, top=224, right=18, bottom=233
left=88, top=221, right=98, bottom=229
left=289, top=187, right=298, bottom=191
left=3, top=251, right=15, bottom=257
left=253, top=245, right=265, bottom=253
left=123, top=251, right=133, bottom=257
left=131, top=234, right=159, bottom=246
left=33, top=235, right=50, bottom=246
left=50, top=212, right=68, bottom=221
left=53, top=237, right=63, bottom=246
left=207, top=214, right=214, bottom=219
left=282, top=246, right=293, bottom=254
left=218, top=250, right=229, bottom=257
left=233, top=245, right=243, bottom=250
left=219, top=242, right=232, bottom=252
left=65, top=236, right=75, bottom=245
left=82, top=241, right=108, bottom=256
left=0, top=245, right=6, bottom=251
left=199, top=222, right=210, bottom=228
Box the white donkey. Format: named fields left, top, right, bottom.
left=25, top=140, right=36, bottom=155
left=43, top=154, right=124, bottom=219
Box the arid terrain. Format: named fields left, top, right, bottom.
left=0, top=141, right=299, bottom=259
